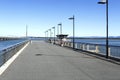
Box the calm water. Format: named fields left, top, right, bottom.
left=1, top=38, right=120, bottom=51
left=69, top=39, right=120, bottom=46
left=0, top=37, right=44, bottom=51
left=0, top=39, right=27, bottom=51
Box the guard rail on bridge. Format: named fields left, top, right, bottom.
left=54, top=41, right=120, bottom=61
left=0, top=40, right=29, bottom=67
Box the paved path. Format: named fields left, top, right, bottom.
left=0, top=41, right=120, bottom=80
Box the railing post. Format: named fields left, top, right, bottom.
left=65, top=42, right=67, bottom=46
left=95, top=45, right=99, bottom=53
left=108, top=47, right=111, bottom=57
left=78, top=43, right=80, bottom=49
left=75, top=43, right=77, bottom=49
left=3, top=52, right=6, bottom=64
left=63, top=41, right=65, bottom=47
left=67, top=42, right=69, bottom=47
left=69, top=42, right=70, bottom=47
left=83, top=44, right=85, bottom=50
left=80, top=43, right=82, bottom=49
left=87, top=44, right=89, bottom=51
left=71, top=43, right=73, bottom=48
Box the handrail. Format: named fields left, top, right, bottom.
left=0, top=40, right=29, bottom=67
left=54, top=40, right=120, bottom=61
left=66, top=41, right=120, bottom=47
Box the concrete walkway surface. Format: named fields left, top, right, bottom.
left=0, top=41, right=120, bottom=80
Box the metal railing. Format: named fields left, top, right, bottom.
left=0, top=40, right=29, bottom=67
left=55, top=41, right=120, bottom=61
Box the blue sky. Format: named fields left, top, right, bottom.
left=0, top=0, right=120, bottom=37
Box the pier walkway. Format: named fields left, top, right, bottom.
left=0, top=41, right=120, bottom=80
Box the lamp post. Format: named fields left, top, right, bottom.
left=57, top=24, right=59, bottom=35
left=26, top=25, right=28, bottom=38
left=58, top=23, right=62, bottom=34
left=52, top=27, right=55, bottom=44
left=45, top=31, right=48, bottom=41
left=44, top=31, right=46, bottom=41
left=46, top=31, right=48, bottom=41
left=48, top=29, right=51, bottom=43
left=98, top=0, right=109, bottom=58
left=69, top=15, right=75, bottom=49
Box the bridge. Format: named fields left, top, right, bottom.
left=0, top=41, right=120, bottom=80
